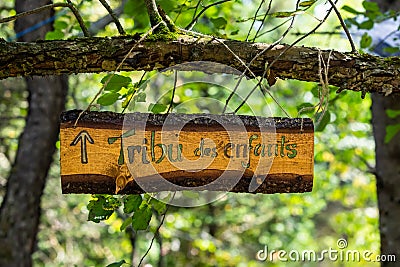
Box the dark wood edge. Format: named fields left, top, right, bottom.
left=61, top=173, right=313, bottom=194
left=60, top=110, right=314, bottom=133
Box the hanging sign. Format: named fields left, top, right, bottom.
left=60, top=110, right=314, bottom=194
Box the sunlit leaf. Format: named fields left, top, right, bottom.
left=148, top=103, right=167, bottom=114
left=101, top=74, right=132, bottom=92
left=97, top=92, right=120, bottom=106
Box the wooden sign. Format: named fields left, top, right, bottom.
left=60, top=110, right=314, bottom=194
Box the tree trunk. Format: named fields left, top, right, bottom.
left=371, top=1, right=400, bottom=265
left=0, top=1, right=68, bottom=266
left=372, top=94, right=400, bottom=266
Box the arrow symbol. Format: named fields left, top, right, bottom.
left=70, top=130, right=94, bottom=164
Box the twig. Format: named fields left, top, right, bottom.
left=144, top=0, right=166, bottom=29
left=191, top=0, right=202, bottom=27
left=137, top=193, right=176, bottom=267
left=246, top=0, right=265, bottom=42
left=256, top=0, right=338, bottom=99
left=315, top=49, right=332, bottom=126
left=327, top=0, right=357, bottom=53
left=167, top=70, right=178, bottom=113
left=98, top=0, right=125, bottom=35
left=215, top=38, right=290, bottom=116
left=121, top=71, right=147, bottom=113
left=0, top=2, right=90, bottom=37
left=223, top=1, right=299, bottom=114
left=86, top=0, right=128, bottom=36
left=256, top=19, right=291, bottom=38
left=185, top=0, right=232, bottom=30
left=74, top=22, right=161, bottom=127
left=252, top=0, right=273, bottom=42
left=173, top=0, right=188, bottom=22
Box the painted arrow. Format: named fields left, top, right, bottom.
left=70, top=130, right=94, bottom=164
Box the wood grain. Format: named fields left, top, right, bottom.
left=60, top=110, right=314, bottom=194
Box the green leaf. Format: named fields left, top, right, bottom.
left=122, top=93, right=134, bottom=109
left=210, top=17, right=227, bottom=29
left=362, top=1, right=380, bottom=12
left=148, top=103, right=167, bottom=114
left=342, top=5, right=362, bottom=15
left=45, top=30, right=64, bottom=40
left=120, top=217, right=133, bottom=231
left=101, top=74, right=132, bottom=92
left=299, top=0, right=316, bottom=7
left=87, top=195, right=120, bottom=223
left=132, top=204, right=152, bottom=231
left=54, top=20, right=68, bottom=30
left=386, top=109, right=400, bottom=119
left=315, top=110, right=330, bottom=132
left=106, top=260, right=127, bottom=267
left=97, top=92, right=120, bottom=106
left=137, top=92, right=146, bottom=102
left=359, top=19, right=374, bottom=30
left=123, top=195, right=142, bottom=214
left=150, top=198, right=167, bottom=215
left=385, top=124, right=400, bottom=144
left=360, top=33, right=372, bottom=49
left=230, top=29, right=239, bottom=35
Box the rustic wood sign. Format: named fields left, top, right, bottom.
left=60, top=110, right=314, bottom=194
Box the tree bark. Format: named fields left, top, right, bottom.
left=370, top=1, right=400, bottom=265
left=0, top=36, right=399, bottom=95
left=0, top=1, right=68, bottom=266
left=372, top=95, right=400, bottom=266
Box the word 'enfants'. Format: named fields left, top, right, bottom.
left=125, top=130, right=297, bottom=168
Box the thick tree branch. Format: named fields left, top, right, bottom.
left=0, top=36, right=399, bottom=95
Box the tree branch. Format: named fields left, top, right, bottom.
left=0, top=36, right=398, bottom=95
left=98, top=0, right=125, bottom=35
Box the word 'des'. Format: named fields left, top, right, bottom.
left=60, top=110, right=314, bottom=194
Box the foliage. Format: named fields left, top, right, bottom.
left=0, top=0, right=386, bottom=266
